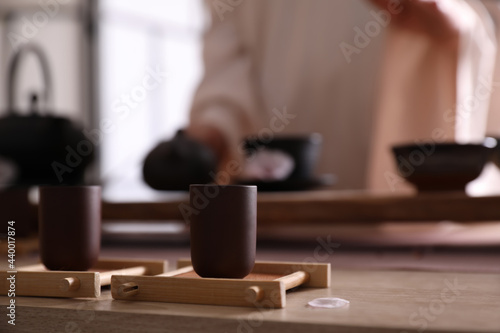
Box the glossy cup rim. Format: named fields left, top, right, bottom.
left=392, top=142, right=494, bottom=152
left=189, top=184, right=256, bottom=189
left=39, top=185, right=101, bottom=190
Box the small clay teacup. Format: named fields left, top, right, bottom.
left=39, top=186, right=101, bottom=271
left=0, top=187, right=37, bottom=237
left=189, top=184, right=257, bottom=278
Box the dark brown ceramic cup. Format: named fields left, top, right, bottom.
left=190, top=184, right=257, bottom=279
left=0, top=187, right=38, bottom=237
left=39, top=186, right=101, bottom=271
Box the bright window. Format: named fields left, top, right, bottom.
left=98, top=0, right=206, bottom=201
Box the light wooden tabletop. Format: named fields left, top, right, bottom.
left=1, top=268, right=499, bottom=333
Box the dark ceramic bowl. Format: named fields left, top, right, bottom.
left=488, top=137, right=500, bottom=169
left=392, top=141, right=495, bottom=192
left=244, top=133, right=322, bottom=180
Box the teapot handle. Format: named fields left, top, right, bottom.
left=7, top=43, right=53, bottom=115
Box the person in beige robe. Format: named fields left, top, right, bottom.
left=184, top=0, right=499, bottom=193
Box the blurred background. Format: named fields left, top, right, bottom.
left=1, top=0, right=500, bottom=253
left=0, top=0, right=206, bottom=201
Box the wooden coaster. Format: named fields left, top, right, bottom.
left=0, top=258, right=168, bottom=298
left=111, top=259, right=330, bottom=308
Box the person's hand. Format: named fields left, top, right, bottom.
left=369, top=0, right=464, bottom=41
left=185, top=125, right=229, bottom=165
left=186, top=124, right=236, bottom=184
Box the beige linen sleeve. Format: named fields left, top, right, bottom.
left=368, top=0, right=497, bottom=193
left=189, top=2, right=260, bottom=167
left=482, top=1, right=500, bottom=136
left=466, top=0, right=500, bottom=195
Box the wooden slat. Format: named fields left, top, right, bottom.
left=275, top=271, right=309, bottom=289
left=111, top=275, right=286, bottom=308
left=0, top=258, right=168, bottom=298
left=101, top=192, right=500, bottom=223
left=0, top=271, right=100, bottom=298
left=157, top=265, right=194, bottom=277
left=93, top=258, right=167, bottom=276
left=16, top=259, right=168, bottom=276
left=99, top=266, right=147, bottom=286
left=176, top=259, right=330, bottom=288
left=17, top=263, right=45, bottom=271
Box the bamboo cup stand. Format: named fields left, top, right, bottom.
left=0, top=258, right=168, bottom=298
left=111, top=259, right=330, bottom=308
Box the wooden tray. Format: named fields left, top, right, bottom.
left=111, top=259, right=330, bottom=308
left=0, top=258, right=168, bottom=298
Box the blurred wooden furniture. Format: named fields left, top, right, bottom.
left=102, top=191, right=500, bottom=224
left=1, top=268, right=498, bottom=333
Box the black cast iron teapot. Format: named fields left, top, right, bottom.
left=0, top=44, right=93, bottom=186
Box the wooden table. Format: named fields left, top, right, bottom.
left=1, top=269, right=499, bottom=333
left=102, top=191, right=500, bottom=224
